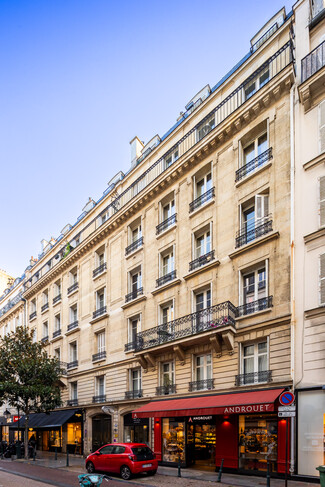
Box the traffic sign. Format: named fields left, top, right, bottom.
left=278, top=411, right=296, bottom=417
left=278, top=406, right=296, bottom=412
left=279, top=391, right=295, bottom=406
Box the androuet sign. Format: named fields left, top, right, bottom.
left=222, top=404, right=274, bottom=414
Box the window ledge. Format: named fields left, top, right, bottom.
left=67, top=288, right=78, bottom=297
left=151, top=278, right=182, bottom=295
left=53, top=298, right=62, bottom=307
left=121, top=295, right=147, bottom=310
left=229, top=231, right=279, bottom=259
left=29, top=315, right=37, bottom=322
left=89, top=312, right=109, bottom=324
left=236, top=307, right=272, bottom=321
left=156, top=223, right=177, bottom=239
left=189, top=198, right=215, bottom=218
left=51, top=334, right=63, bottom=343
left=304, top=227, right=325, bottom=244
left=92, top=356, right=106, bottom=364
left=303, top=152, right=325, bottom=171
left=235, top=161, right=272, bottom=188
left=41, top=306, right=49, bottom=315
left=183, top=260, right=220, bottom=280
left=125, top=246, right=143, bottom=259
left=65, top=326, right=81, bottom=336
left=304, top=306, right=325, bottom=319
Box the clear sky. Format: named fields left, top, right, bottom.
left=0, top=0, right=293, bottom=278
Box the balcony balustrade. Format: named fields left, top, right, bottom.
left=92, top=351, right=107, bottom=362
left=67, top=399, right=78, bottom=406
left=189, top=188, right=215, bottom=213
left=125, top=390, right=143, bottom=400
left=93, top=306, right=107, bottom=319
left=29, top=311, right=37, bottom=320
left=235, top=370, right=272, bottom=386
left=188, top=379, right=214, bottom=392
left=92, top=395, right=106, bottom=403
left=125, top=288, right=143, bottom=303
left=235, top=216, right=273, bottom=248
left=67, top=321, right=79, bottom=332
left=41, top=303, right=49, bottom=313
left=53, top=329, right=61, bottom=339
left=125, top=237, right=144, bottom=256
left=235, top=148, right=273, bottom=182
left=53, top=294, right=61, bottom=305
left=301, top=40, right=325, bottom=83
left=237, top=296, right=273, bottom=317
left=189, top=250, right=215, bottom=272
left=156, top=384, right=177, bottom=396
left=156, top=270, right=176, bottom=288
left=156, top=214, right=177, bottom=235
left=131, top=301, right=236, bottom=352
left=67, top=282, right=78, bottom=295
left=41, top=336, right=49, bottom=344
left=67, top=360, right=78, bottom=370
left=93, top=263, right=107, bottom=278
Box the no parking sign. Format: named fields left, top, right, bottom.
left=279, top=391, right=295, bottom=406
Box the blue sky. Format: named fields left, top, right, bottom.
left=0, top=0, right=292, bottom=278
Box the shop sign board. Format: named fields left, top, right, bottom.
left=189, top=416, right=213, bottom=422
left=278, top=411, right=296, bottom=417
left=279, top=391, right=295, bottom=406
left=278, top=406, right=295, bottom=412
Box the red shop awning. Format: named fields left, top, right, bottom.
left=132, top=388, right=284, bottom=418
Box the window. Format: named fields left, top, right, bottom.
left=165, top=148, right=179, bottom=169
left=312, top=0, right=325, bottom=18
left=193, top=287, right=212, bottom=331
left=320, top=253, right=325, bottom=306
left=241, top=341, right=268, bottom=384
left=32, top=329, right=37, bottom=343
left=126, top=218, right=143, bottom=255
left=237, top=194, right=270, bottom=246
left=239, top=261, right=269, bottom=315
left=161, top=362, right=175, bottom=387
left=160, top=301, right=174, bottom=325
left=244, top=67, right=269, bottom=100
left=42, top=321, right=49, bottom=339
left=31, top=299, right=36, bottom=312
left=190, top=165, right=214, bottom=212
left=157, top=194, right=176, bottom=234
left=70, top=381, right=78, bottom=400
left=95, top=248, right=105, bottom=268
left=196, top=114, right=215, bottom=142
left=194, top=228, right=211, bottom=259
left=70, top=304, right=78, bottom=324
left=54, top=348, right=61, bottom=361
left=128, top=316, right=140, bottom=345
left=54, top=314, right=61, bottom=331
left=97, top=331, right=106, bottom=353
left=54, top=280, right=61, bottom=298
left=320, top=176, right=325, bottom=227
left=69, top=341, right=78, bottom=362
left=129, top=369, right=142, bottom=397
left=162, top=199, right=175, bottom=222
left=70, top=269, right=78, bottom=285
left=131, top=224, right=142, bottom=243
left=96, top=376, right=105, bottom=397
left=243, top=133, right=268, bottom=168
left=196, top=172, right=212, bottom=199
left=190, top=354, right=213, bottom=390
left=96, top=288, right=106, bottom=310
left=160, top=247, right=175, bottom=276
left=127, top=267, right=142, bottom=300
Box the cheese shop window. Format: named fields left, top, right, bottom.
left=238, top=414, right=278, bottom=472
left=162, top=418, right=185, bottom=463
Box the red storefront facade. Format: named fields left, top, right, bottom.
left=133, top=388, right=290, bottom=475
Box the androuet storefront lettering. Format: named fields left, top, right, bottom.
left=223, top=404, right=274, bottom=414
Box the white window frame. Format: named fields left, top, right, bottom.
left=160, top=361, right=175, bottom=387
left=240, top=260, right=269, bottom=307
left=69, top=341, right=78, bottom=362
left=244, top=67, right=270, bottom=101
left=239, top=194, right=269, bottom=234
left=69, top=304, right=78, bottom=324
left=128, top=218, right=142, bottom=245
left=129, top=267, right=142, bottom=293
left=192, top=223, right=212, bottom=259
left=42, top=290, right=49, bottom=305
left=96, top=375, right=105, bottom=396
left=128, top=315, right=141, bottom=343
left=96, top=288, right=106, bottom=310
left=130, top=369, right=141, bottom=392
left=319, top=176, right=325, bottom=228
left=193, top=353, right=212, bottom=382
left=96, top=331, right=106, bottom=353
left=70, top=381, right=78, bottom=400
left=161, top=198, right=175, bottom=223
left=42, top=321, right=49, bottom=338
left=159, top=300, right=175, bottom=325
left=165, top=148, right=179, bottom=169
left=159, top=246, right=175, bottom=277
left=54, top=313, right=61, bottom=331
left=196, top=114, right=215, bottom=142
left=240, top=339, right=269, bottom=377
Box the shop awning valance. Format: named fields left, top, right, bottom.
left=132, top=388, right=285, bottom=418
left=9, top=409, right=81, bottom=429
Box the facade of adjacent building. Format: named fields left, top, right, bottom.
left=0, top=0, right=324, bottom=480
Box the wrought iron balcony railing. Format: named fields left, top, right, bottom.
left=156, top=214, right=177, bottom=235
left=29, top=311, right=37, bottom=320
left=93, top=263, right=107, bottom=278
left=235, top=148, right=273, bottom=182
left=189, top=187, right=215, bottom=213
left=67, top=321, right=79, bottom=332
left=92, top=351, right=107, bottom=362
left=41, top=336, right=49, bottom=344
left=125, top=237, right=144, bottom=256
left=92, top=395, right=107, bottom=403
left=53, top=329, right=61, bottom=339
left=131, top=301, right=236, bottom=352
left=237, top=296, right=273, bottom=317
left=53, top=294, right=61, bottom=305
left=67, top=360, right=78, bottom=370
left=93, top=306, right=107, bottom=319
left=156, top=270, right=176, bottom=288
left=301, top=40, right=325, bottom=83
left=125, top=287, right=143, bottom=303
left=125, top=390, right=143, bottom=400
left=189, top=250, right=215, bottom=272
left=235, top=370, right=272, bottom=386
left=189, top=379, right=214, bottom=392
left=59, top=361, right=67, bottom=375
left=235, top=216, right=273, bottom=248
left=41, top=302, right=49, bottom=313
left=67, top=399, right=78, bottom=406
left=67, top=282, right=78, bottom=295
left=156, top=384, right=177, bottom=396
left=124, top=340, right=137, bottom=352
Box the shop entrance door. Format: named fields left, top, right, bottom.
left=187, top=420, right=216, bottom=469
left=92, top=415, right=111, bottom=452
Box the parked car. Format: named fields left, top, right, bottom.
left=85, top=443, right=158, bottom=480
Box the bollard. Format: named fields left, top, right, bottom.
left=266, top=460, right=271, bottom=487
left=177, top=452, right=181, bottom=478
left=217, top=458, right=224, bottom=482
left=66, top=449, right=69, bottom=467
left=55, top=447, right=57, bottom=461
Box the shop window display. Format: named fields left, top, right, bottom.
left=238, top=415, right=277, bottom=472
left=67, top=422, right=82, bottom=454
left=162, top=419, right=185, bottom=463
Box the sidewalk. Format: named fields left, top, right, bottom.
left=11, top=451, right=320, bottom=487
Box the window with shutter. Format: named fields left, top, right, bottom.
left=320, top=254, right=325, bottom=306
left=319, top=101, right=325, bottom=153
left=320, top=176, right=325, bottom=227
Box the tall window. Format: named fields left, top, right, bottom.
left=194, top=288, right=212, bottom=330
left=244, top=67, right=269, bottom=100
left=42, top=321, right=49, bottom=339
left=165, top=148, right=179, bottom=169
left=129, top=268, right=142, bottom=294
left=194, top=354, right=212, bottom=382
left=320, top=176, right=325, bottom=228
left=54, top=348, right=61, bottom=361
left=243, top=133, right=268, bottom=167
left=161, top=362, right=175, bottom=387
left=239, top=194, right=269, bottom=245
left=54, top=314, right=61, bottom=331
left=96, top=288, right=106, bottom=310
left=160, top=248, right=174, bottom=276
left=196, top=172, right=212, bottom=199
left=196, top=114, right=215, bottom=142
left=69, top=341, right=77, bottom=362
left=242, top=342, right=268, bottom=384
left=128, top=316, right=140, bottom=344
left=54, top=280, right=61, bottom=297
left=320, top=253, right=325, bottom=306
left=96, top=376, right=105, bottom=397
left=194, top=228, right=211, bottom=259
left=160, top=301, right=174, bottom=324
left=70, top=381, right=78, bottom=400
left=162, top=199, right=175, bottom=222
left=131, top=369, right=141, bottom=392
left=70, top=269, right=78, bottom=285
left=70, top=304, right=78, bottom=324
left=97, top=331, right=106, bottom=353
left=243, top=266, right=266, bottom=310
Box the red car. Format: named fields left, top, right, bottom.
left=85, top=443, right=158, bottom=480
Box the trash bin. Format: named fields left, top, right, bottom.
left=316, top=465, right=325, bottom=487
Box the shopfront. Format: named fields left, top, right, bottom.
left=123, top=413, right=149, bottom=444
left=133, top=388, right=290, bottom=475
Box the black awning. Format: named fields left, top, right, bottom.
left=9, top=409, right=81, bottom=429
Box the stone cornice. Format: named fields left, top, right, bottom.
left=303, top=152, right=325, bottom=171
left=304, top=227, right=325, bottom=244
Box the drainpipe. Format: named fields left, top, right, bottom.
left=289, top=83, right=296, bottom=475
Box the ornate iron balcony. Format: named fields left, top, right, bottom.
left=156, top=214, right=177, bottom=235
left=237, top=296, right=273, bottom=317
left=235, top=216, right=273, bottom=248
left=156, top=270, right=176, bottom=287
left=67, top=360, right=78, bottom=370
left=156, top=384, right=177, bottom=396
left=92, top=395, right=106, bottom=403
left=41, top=303, right=49, bottom=313
left=29, top=311, right=37, bottom=320
left=93, top=263, right=107, bottom=278
left=67, top=321, right=79, bottom=331
left=189, top=187, right=215, bottom=213
left=125, top=340, right=137, bottom=352
left=67, top=282, right=78, bottom=295
left=53, top=329, right=61, bottom=339
left=67, top=399, right=78, bottom=406
left=301, top=40, right=325, bottom=83
left=93, top=306, right=107, bottom=319
left=53, top=294, right=61, bottom=304
left=41, top=336, right=49, bottom=344
left=125, top=390, right=143, bottom=400
left=235, top=148, right=273, bottom=182
left=92, top=351, right=107, bottom=362
left=125, top=287, right=143, bottom=303
left=125, top=237, right=144, bottom=256
left=189, top=250, right=215, bottom=272
left=235, top=370, right=272, bottom=386
left=189, top=379, right=214, bottom=392
left=132, top=301, right=236, bottom=352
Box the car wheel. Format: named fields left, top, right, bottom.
left=120, top=465, right=132, bottom=480
left=86, top=461, right=95, bottom=473
left=147, top=470, right=157, bottom=476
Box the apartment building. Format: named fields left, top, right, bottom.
left=2, top=1, right=323, bottom=480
